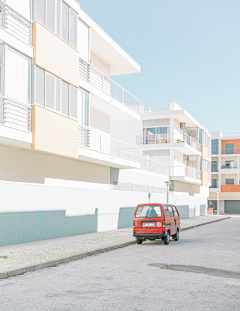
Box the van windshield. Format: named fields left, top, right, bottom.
left=135, top=205, right=162, bottom=218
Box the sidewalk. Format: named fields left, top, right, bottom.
left=0, top=215, right=229, bottom=277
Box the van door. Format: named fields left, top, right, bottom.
left=162, top=205, right=171, bottom=232
left=168, top=206, right=176, bottom=235
left=172, top=206, right=180, bottom=231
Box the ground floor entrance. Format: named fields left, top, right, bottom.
left=225, top=200, right=240, bottom=214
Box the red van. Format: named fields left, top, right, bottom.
left=133, top=203, right=180, bottom=245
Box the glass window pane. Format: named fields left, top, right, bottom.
left=78, top=19, right=89, bottom=62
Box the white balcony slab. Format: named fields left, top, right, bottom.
left=78, top=146, right=140, bottom=169
left=0, top=125, right=32, bottom=149
left=138, top=142, right=201, bottom=156
left=219, top=168, right=239, bottom=175
left=170, top=175, right=201, bottom=185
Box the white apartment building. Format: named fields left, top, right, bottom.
left=111, top=100, right=211, bottom=218
left=0, top=0, right=211, bottom=247
left=0, top=0, right=175, bottom=246
left=209, top=131, right=240, bottom=214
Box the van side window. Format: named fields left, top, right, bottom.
left=172, top=206, right=178, bottom=217
left=168, top=206, right=174, bottom=217
left=162, top=205, right=170, bottom=216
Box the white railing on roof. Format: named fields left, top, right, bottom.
left=136, top=132, right=201, bottom=152
left=0, top=95, right=31, bottom=132
left=79, top=124, right=140, bottom=163
left=170, top=166, right=201, bottom=180
left=0, top=1, right=32, bottom=45
left=141, top=99, right=183, bottom=113
left=79, top=58, right=140, bottom=114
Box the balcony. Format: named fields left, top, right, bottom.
left=0, top=1, right=32, bottom=45
left=79, top=58, right=140, bottom=115
left=170, top=166, right=201, bottom=184
left=221, top=185, right=240, bottom=192
left=221, top=148, right=240, bottom=155
left=140, top=156, right=169, bottom=176
left=0, top=95, right=32, bottom=148
left=136, top=132, right=201, bottom=154
left=78, top=124, right=141, bottom=169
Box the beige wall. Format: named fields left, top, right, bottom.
left=201, top=145, right=209, bottom=161
left=31, top=105, right=79, bottom=158
left=32, top=22, right=79, bottom=87
left=201, top=171, right=208, bottom=186
left=0, top=144, right=110, bottom=185
left=172, top=181, right=200, bottom=196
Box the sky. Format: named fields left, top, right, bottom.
left=77, top=0, right=240, bottom=134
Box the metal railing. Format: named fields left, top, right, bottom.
left=0, top=1, right=32, bottom=45
left=170, top=166, right=201, bottom=180
left=221, top=164, right=238, bottom=169
left=0, top=95, right=31, bottom=132
left=79, top=58, right=140, bottom=114
left=79, top=124, right=140, bottom=163
left=140, top=156, right=169, bottom=176
left=221, top=148, right=240, bottom=155
left=136, top=132, right=201, bottom=152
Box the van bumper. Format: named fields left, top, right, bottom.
left=133, top=233, right=165, bottom=239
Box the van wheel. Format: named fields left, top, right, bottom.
left=136, top=238, right=142, bottom=244
left=174, top=229, right=179, bottom=241
left=164, top=232, right=170, bottom=245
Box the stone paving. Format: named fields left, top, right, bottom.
left=0, top=215, right=229, bottom=273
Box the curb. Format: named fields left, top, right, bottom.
left=0, top=217, right=230, bottom=280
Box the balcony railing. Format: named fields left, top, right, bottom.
left=170, top=166, right=201, bottom=180
left=79, top=125, right=140, bottom=163
left=0, top=1, right=32, bottom=45
left=221, top=148, right=240, bottom=155
left=221, top=165, right=237, bottom=169
left=79, top=58, right=140, bottom=114
left=0, top=96, right=31, bottom=132
left=140, top=156, right=169, bottom=176
left=136, top=132, right=201, bottom=152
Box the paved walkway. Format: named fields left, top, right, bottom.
left=0, top=215, right=229, bottom=273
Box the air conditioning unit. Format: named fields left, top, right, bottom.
left=180, top=123, right=186, bottom=130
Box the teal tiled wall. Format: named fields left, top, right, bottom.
left=117, top=207, right=136, bottom=229
left=0, top=209, right=98, bottom=246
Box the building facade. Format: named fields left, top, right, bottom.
left=0, top=0, right=210, bottom=246
left=111, top=100, right=211, bottom=218
left=209, top=131, right=240, bottom=214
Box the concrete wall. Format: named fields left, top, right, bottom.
left=32, top=22, right=79, bottom=87
left=91, top=53, right=110, bottom=75
left=31, top=105, right=79, bottom=158
left=201, top=171, right=208, bottom=186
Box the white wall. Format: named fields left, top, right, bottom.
left=110, top=120, right=143, bottom=146
left=221, top=174, right=238, bottom=185
left=90, top=108, right=110, bottom=134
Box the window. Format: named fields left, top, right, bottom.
left=211, top=140, right=218, bottom=155
left=78, top=19, right=89, bottom=62
left=225, top=143, right=234, bottom=155
left=135, top=205, right=162, bottom=218
left=211, top=161, right=218, bottom=172
left=211, top=179, right=217, bottom=188
left=5, top=45, right=31, bottom=104
left=35, top=66, right=78, bottom=119
left=168, top=206, right=174, bottom=217
left=78, top=87, right=89, bottom=126
left=226, top=179, right=234, bottom=185
left=225, top=161, right=234, bottom=169
left=172, top=206, right=178, bottom=217
left=35, top=0, right=78, bottom=49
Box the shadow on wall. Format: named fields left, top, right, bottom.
left=117, top=207, right=136, bottom=229
left=0, top=208, right=98, bottom=246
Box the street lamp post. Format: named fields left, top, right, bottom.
left=216, top=191, right=220, bottom=215
left=165, top=181, right=171, bottom=204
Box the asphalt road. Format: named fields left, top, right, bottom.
left=0, top=217, right=240, bottom=311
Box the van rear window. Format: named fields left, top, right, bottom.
left=135, top=205, right=162, bottom=218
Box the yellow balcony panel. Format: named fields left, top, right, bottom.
left=201, top=145, right=209, bottom=161
left=31, top=105, right=78, bottom=158
left=201, top=171, right=208, bottom=186
left=32, top=21, right=79, bottom=87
